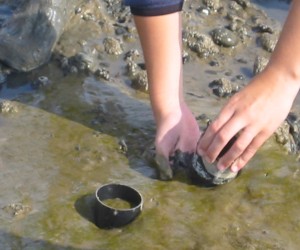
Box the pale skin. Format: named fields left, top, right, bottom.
left=198, top=0, right=300, bottom=172
left=134, top=13, right=200, bottom=165
left=133, top=1, right=300, bottom=174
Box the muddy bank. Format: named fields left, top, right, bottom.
left=0, top=0, right=299, bottom=249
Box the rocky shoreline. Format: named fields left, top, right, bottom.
left=0, top=0, right=298, bottom=156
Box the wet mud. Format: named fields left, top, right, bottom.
left=0, top=0, right=299, bottom=249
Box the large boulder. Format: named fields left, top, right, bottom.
left=0, top=0, right=83, bottom=71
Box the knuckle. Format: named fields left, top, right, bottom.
left=209, top=122, right=219, bottom=134
left=216, top=132, right=227, bottom=144
left=240, top=147, right=256, bottom=164
left=233, top=141, right=245, bottom=154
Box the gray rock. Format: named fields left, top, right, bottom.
left=275, top=113, right=300, bottom=154
left=260, top=33, right=278, bottom=53
left=203, top=0, right=220, bottom=12
left=131, top=70, right=148, bottom=92
left=103, top=37, right=123, bottom=55
left=186, top=32, right=219, bottom=58
left=209, top=78, right=239, bottom=97
left=253, top=56, right=269, bottom=75
left=0, top=0, right=84, bottom=72
left=211, top=27, right=239, bottom=47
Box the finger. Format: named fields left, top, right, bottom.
left=155, top=153, right=173, bottom=180
left=216, top=127, right=256, bottom=170
left=230, top=132, right=267, bottom=172
left=203, top=112, right=246, bottom=163
left=197, top=105, right=235, bottom=154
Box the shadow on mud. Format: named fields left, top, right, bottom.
left=74, top=194, right=97, bottom=227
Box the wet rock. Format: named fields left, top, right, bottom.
left=0, top=0, right=84, bottom=71
left=172, top=135, right=239, bottom=187
left=0, top=72, right=7, bottom=84
left=118, top=138, right=128, bottom=153
left=229, top=1, right=243, bottom=11
left=286, top=113, right=300, bottom=152
left=95, top=67, right=110, bottom=81
left=115, top=26, right=127, bottom=36
left=253, top=23, right=274, bottom=34
left=131, top=70, right=148, bottom=92
left=233, top=0, right=250, bottom=9
left=260, top=33, right=278, bottom=53
left=103, top=0, right=131, bottom=24
left=143, top=143, right=173, bottom=180
left=65, top=50, right=97, bottom=73
left=253, top=56, right=269, bottom=75
left=125, top=49, right=148, bottom=91
left=78, top=51, right=97, bottom=71
left=196, top=7, right=211, bottom=16
left=226, top=15, right=249, bottom=43
left=182, top=50, right=190, bottom=64
left=275, top=121, right=292, bottom=146
left=59, top=56, right=70, bottom=70
left=31, top=76, right=51, bottom=90
left=275, top=113, right=300, bottom=154
left=103, top=37, right=123, bottom=55
left=124, top=49, right=140, bottom=62
left=127, top=60, right=140, bottom=77
left=187, top=153, right=238, bottom=186
left=185, top=31, right=219, bottom=58
left=0, top=100, right=18, bottom=113
left=2, top=203, right=31, bottom=217
left=211, top=28, right=239, bottom=47
left=203, top=0, right=220, bottom=12
left=81, top=12, right=96, bottom=22
left=209, top=78, right=239, bottom=97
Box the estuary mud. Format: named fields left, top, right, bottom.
left=0, top=0, right=299, bottom=249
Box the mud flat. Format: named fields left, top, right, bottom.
left=0, top=0, right=299, bottom=249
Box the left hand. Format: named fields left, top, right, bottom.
left=155, top=102, right=201, bottom=179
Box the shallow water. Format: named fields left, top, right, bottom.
left=0, top=0, right=299, bottom=249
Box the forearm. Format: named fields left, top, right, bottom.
left=265, top=1, right=300, bottom=93
left=133, top=13, right=183, bottom=122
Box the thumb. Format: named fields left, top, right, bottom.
left=155, top=153, right=173, bottom=180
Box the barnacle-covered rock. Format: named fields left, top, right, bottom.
left=253, top=56, right=269, bottom=75
left=260, top=33, right=278, bottom=53
left=103, top=37, right=123, bottom=55
left=0, top=100, right=18, bottom=113
left=186, top=32, right=219, bottom=58
left=209, top=78, right=239, bottom=97
left=211, top=28, right=239, bottom=47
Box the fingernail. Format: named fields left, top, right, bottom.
left=231, top=162, right=239, bottom=173
left=204, top=156, right=212, bottom=164
left=217, top=162, right=226, bottom=171
left=198, top=149, right=204, bottom=156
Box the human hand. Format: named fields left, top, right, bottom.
left=154, top=103, right=201, bottom=180
left=197, top=68, right=300, bottom=173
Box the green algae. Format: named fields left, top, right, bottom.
left=0, top=1, right=299, bottom=249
